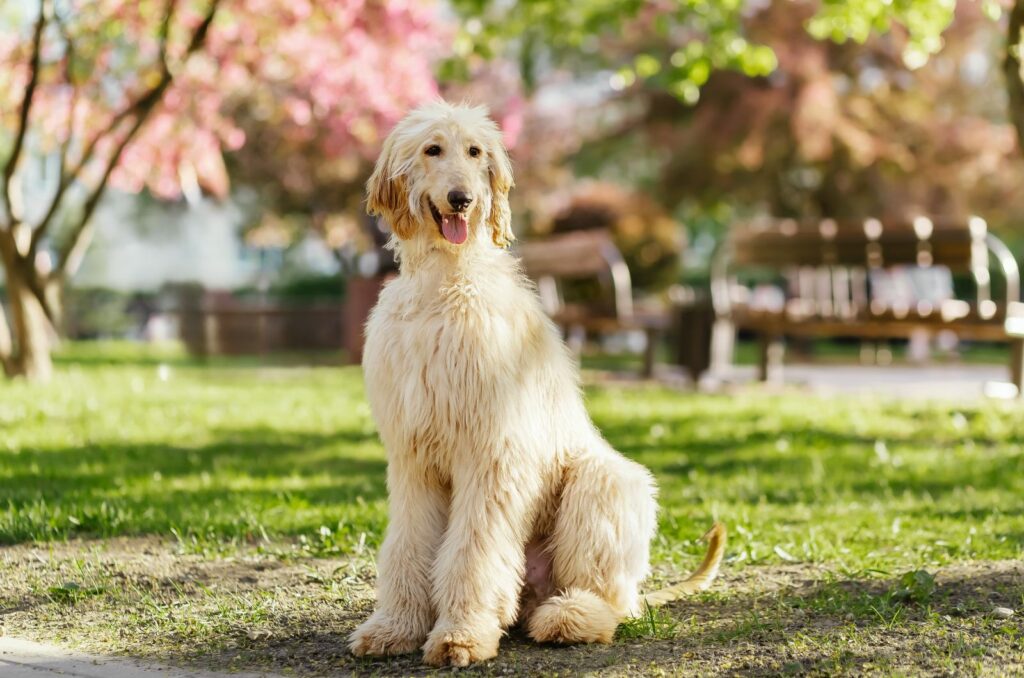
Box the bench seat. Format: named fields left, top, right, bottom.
left=712, top=217, right=1024, bottom=391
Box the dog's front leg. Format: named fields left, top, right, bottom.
left=349, top=455, right=446, bottom=656
left=423, top=457, right=535, bottom=667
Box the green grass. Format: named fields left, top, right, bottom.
left=616, top=603, right=681, bottom=640
left=3, top=343, right=381, bottom=552
left=1, top=340, right=1023, bottom=675
left=3, top=340, right=1024, bottom=566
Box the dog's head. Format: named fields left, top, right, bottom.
left=366, top=101, right=514, bottom=250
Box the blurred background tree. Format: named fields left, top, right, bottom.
left=644, top=2, right=1018, bottom=218
left=0, top=0, right=441, bottom=380
left=5, top=0, right=1024, bottom=379
left=449, top=0, right=1023, bottom=276
left=442, top=1, right=993, bottom=265
left=1004, top=0, right=1024, bottom=150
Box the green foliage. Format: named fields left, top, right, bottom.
left=448, top=0, right=971, bottom=102
left=234, top=273, right=347, bottom=302
left=446, top=0, right=776, bottom=99
left=272, top=274, right=346, bottom=301
left=64, top=287, right=152, bottom=339
left=806, top=0, right=958, bottom=69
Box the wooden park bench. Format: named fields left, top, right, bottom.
left=710, top=216, right=1024, bottom=392
left=517, top=229, right=668, bottom=377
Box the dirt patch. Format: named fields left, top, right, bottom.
left=1, top=539, right=1022, bottom=676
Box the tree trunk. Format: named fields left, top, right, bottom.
left=44, top=277, right=65, bottom=336
left=0, top=238, right=53, bottom=381
left=0, top=296, right=13, bottom=375
left=1005, top=0, right=1024, bottom=154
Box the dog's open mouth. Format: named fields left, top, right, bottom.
left=429, top=200, right=469, bottom=245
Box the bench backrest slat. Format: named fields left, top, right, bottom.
left=728, top=218, right=985, bottom=271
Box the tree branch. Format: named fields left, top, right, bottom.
left=53, top=114, right=150, bottom=280
left=50, top=0, right=221, bottom=280
left=1, top=1, right=47, bottom=228
left=28, top=8, right=79, bottom=258
left=54, top=5, right=79, bottom=173
left=0, top=233, right=18, bottom=373
left=30, top=0, right=180, bottom=258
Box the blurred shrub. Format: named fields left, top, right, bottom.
left=539, top=182, right=685, bottom=293
left=271, top=273, right=346, bottom=302
left=64, top=288, right=153, bottom=339
left=234, top=273, right=346, bottom=303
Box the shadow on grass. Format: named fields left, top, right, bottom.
left=0, top=426, right=387, bottom=545
left=595, top=416, right=1024, bottom=506
left=644, top=563, right=1022, bottom=676
left=131, top=562, right=1023, bottom=676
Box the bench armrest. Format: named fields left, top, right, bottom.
left=986, top=233, right=1020, bottom=305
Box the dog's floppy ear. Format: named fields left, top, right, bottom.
left=486, top=130, right=515, bottom=248
left=366, top=133, right=416, bottom=239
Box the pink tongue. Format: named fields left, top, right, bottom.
left=441, top=213, right=468, bottom=244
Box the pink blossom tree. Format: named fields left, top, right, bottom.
left=0, top=0, right=444, bottom=381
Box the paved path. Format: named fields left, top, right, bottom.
left=640, top=362, right=1014, bottom=401
left=0, top=637, right=280, bottom=678
left=718, top=363, right=1013, bottom=399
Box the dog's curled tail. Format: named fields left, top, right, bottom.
left=641, top=522, right=726, bottom=608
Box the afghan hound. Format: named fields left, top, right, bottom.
left=349, top=100, right=724, bottom=667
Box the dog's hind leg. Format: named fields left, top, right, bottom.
left=527, top=449, right=658, bottom=644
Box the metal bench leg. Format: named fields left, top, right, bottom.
left=1010, top=338, right=1024, bottom=396
left=710, top=319, right=736, bottom=376
left=642, top=327, right=659, bottom=379
left=566, top=324, right=585, bottom=359
left=758, top=334, right=784, bottom=383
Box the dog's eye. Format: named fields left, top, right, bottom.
left=468, top=146, right=481, bottom=158
left=425, top=145, right=442, bottom=157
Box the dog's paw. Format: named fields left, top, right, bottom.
left=349, top=613, right=425, bottom=657
left=422, top=621, right=501, bottom=667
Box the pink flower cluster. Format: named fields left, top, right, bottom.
left=2, top=0, right=448, bottom=200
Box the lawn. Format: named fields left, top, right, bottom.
left=1, top=342, right=1022, bottom=675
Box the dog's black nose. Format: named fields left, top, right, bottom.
left=447, top=190, right=473, bottom=212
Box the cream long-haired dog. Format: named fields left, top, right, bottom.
left=349, top=101, right=725, bottom=667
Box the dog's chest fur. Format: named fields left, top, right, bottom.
left=363, top=250, right=555, bottom=475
